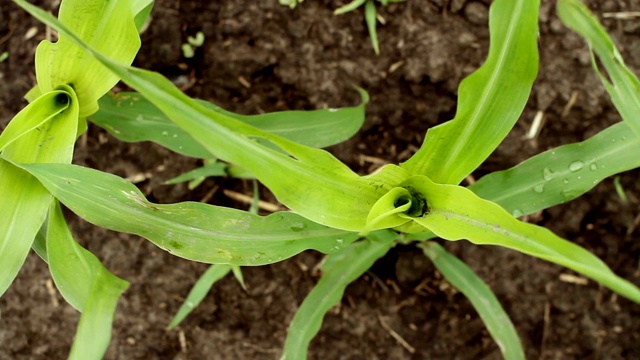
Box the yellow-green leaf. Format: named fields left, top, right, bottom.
left=34, top=0, right=140, bottom=117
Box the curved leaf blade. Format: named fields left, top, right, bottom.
left=47, top=201, right=128, bottom=360
left=401, top=0, right=540, bottom=185
left=168, top=264, right=232, bottom=329
left=406, top=176, right=640, bottom=302
left=0, top=90, right=69, bottom=151
left=0, top=88, right=79, bottom=297
left=91, top=90, right=368, bottom=157
left=471, top=122, right=640, bottom=217
left=31, top=0, right=140, bottom=117
left=557, top=0, right=640, bottom=137
left=281, top=230, right=396, bottom=360
left=14, top=162, right=360, bottom=265
left=422, top=242, right=524, bottom=360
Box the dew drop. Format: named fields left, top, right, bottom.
left=512, top=209, right=523, bottom=217
left=290, top=223, right=306, bottom=232
left=569, top=161, right=584, bottom=172
left=543, top=167, right=555, bottom=181
left=328, top=108, right=338, bottom=113
left=563, top=179, right=569, bottom=184
left=533, top=184, right=545, bottom=193
left=161, top=131, right=169, bottom=136
left=589, top=163, right=597, bottom=171
left=336, top=238, right=344, bottom=244
left=136, top=114, right=144, bottom=121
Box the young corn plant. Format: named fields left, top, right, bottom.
left=4, top=0, right=640, bottom=358
left=1, top=0, right=367, bottom=358
left=281, top=0, right=403, bottom=54
left=333, top=0, right=405, bottom=54
left=0, top=0, right=152, bottom=358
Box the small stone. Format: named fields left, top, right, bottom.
left=450, top=0, right=467, bottom=13
left=464, top=2, right=488, bottom=26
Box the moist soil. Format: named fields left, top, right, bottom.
left=1, top=0, right=640, bottom=359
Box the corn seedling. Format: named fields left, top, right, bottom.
left=334, top=0, right=405, bottom=54
left=3, top=0, right=640, bottom=359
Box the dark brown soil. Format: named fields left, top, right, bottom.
left=1, top=0, right=640, bottom=359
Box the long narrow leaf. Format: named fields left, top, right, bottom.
left=68, top=269, right=127, bottom=360
left=13, top=162, right=360, bottom=265
left=47, top=201, right=128, bottom=359
left=92, top=90, right=369, bottom=158
left=471, top=122, right=640, bottom=217
left=281, top=230, right=396, bottom=360
left=404, top=176, right=640, bottom=302
left=334, top=0, right=367, bottom=15
left=401, top=0, right=539, bottom=185
left=422, top=242, right=524, bottom=360
left=407, top=121, right=640, bottom=241
left=557, top=0, right=640, bottom=137
left=168, top=264, right=232, bottom=329
left=0, top=87, right=79, bottom=297
left=13, top=1, right=413, bottom=232
left=364, top=1, right=379, bottom=55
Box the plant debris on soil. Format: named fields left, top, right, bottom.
left=1, top=0, right=639, bottom=359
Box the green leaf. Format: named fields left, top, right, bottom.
left=404, top=176, right=640, bottom=303
left=0, top=87, right=79, bottom=297
left=364, top=187, right=412, bottom=233
left=47, top=201, right=128, bottom=360
left=231, top=265, right=246, bottom=290
left=168, top=264, right=231, bottom=329
left=164, top=161, right=228, bottom=187
left=131, top=0, right=154, bottom=31
left=401, top=0, right=539, bottom=185
left=69, top=269, right=127, bottom=360
left=0, top=90, right=69, bottom=151
left=334, top=0, right=367, bottom=15
left=91, top=90, right=369, bottom=158
left=16, top=2, right=411, bottom=231
left=470, top=122, right=640, bottom=217
left=364, top=0, right=379, bottom=55
left=13, top=162, right=360, bottom=265
left=557, top=0, right=640, bottom=137
left=422, top=242, right=524, bottom=360
left=407, top=121, right=640, bottom=241
left=281, top=231, right=396, bottom=360
left=29, top=0, right=141, bottom=117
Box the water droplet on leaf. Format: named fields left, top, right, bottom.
left=533, top=184, right=544, bottom=193
left=290, top=223, right=306, bottom=232
left=589, top=163, right=597, bottom=171
left=569, top=161, right=584, bottom=172
left=543, top=167, right=555, bottom=181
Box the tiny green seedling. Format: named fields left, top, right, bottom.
left=334, top=0, right=405, bottom=54
left=279, top=0, right=303, bottom=10
left=181, top=31, right=204, bottom=59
